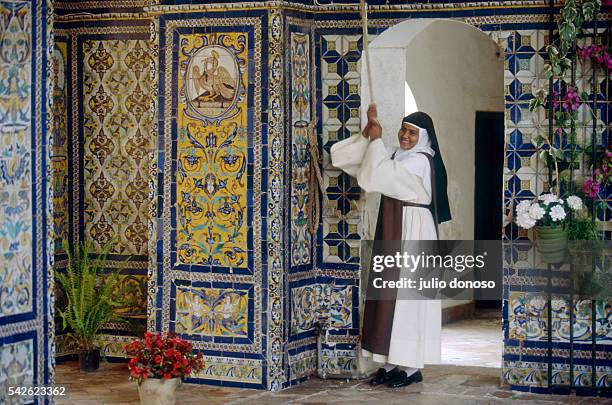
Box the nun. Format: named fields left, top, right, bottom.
left=330, top=104, right=451, bottom=388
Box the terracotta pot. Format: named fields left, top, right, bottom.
left=78, top=349, right=100, bottom=372
left=138, top=377, right=180, bottom=405
left=535, top=225, right=568, bottom=263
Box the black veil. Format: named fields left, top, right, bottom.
left=402, top=112, right=452, bottom=224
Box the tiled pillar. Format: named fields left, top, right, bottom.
left=0, top=1, right=55, bottom=403
left=148, top=6, right=361, bottom=390
left=148, top=7, right=286, bottom=389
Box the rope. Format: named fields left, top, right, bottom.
left=360, top=0, right=375, bottom=105
left=357, top=1, right=373, bottom=239
left=308, top=121, right=324, bottom=236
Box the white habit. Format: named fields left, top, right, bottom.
left=330, top=133, right=442, bottom=369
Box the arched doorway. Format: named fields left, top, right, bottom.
left=359, top=18, right=505, bottom=371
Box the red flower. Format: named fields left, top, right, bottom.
left=125, top=332, right=205, bottom=382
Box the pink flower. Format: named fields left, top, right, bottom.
left=577, top=44, right=612, bottom=70
left=583, top=178, right=601, bottom=198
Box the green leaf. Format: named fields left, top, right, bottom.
left=580, top=91, right=589, bottom=101
left=559, top=21, right=576, bottom=41
left=54, top=238, right=127, bottom=351
left=582, top=0, right=601, bottom=21
left=561, top=57, right=572, bottom=70
left=543, top=63, right=553, bottom=74
left=562, top=5, right=578, bottom=21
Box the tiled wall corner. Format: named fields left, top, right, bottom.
left=1, top=1, right=55, bottom=403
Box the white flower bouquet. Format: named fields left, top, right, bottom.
left=515, top=193, right=583, bottom=230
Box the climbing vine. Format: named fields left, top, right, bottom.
left=528, top=0, right=604, bottom=198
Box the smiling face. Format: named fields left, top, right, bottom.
left=397, top=122, right=420, bottom=150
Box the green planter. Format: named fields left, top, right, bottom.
left=535, top=225, right=568, bottom=264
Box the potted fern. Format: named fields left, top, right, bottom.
left=56, top=239, right=126, bottom=372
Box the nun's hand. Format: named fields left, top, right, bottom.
left=368, top=119, right=382, bottom=140
left=361, top=121, right=372, bottom=138
left=366, top=104, right=378, bottom=121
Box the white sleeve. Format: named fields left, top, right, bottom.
left=330, top=134, right=370, bottom=177
left=356, top=139, right=430, bottom=202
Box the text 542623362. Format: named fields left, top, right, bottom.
left=8, top=386, right=67, bottom=397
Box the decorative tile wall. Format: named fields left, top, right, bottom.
left=0, top=339, right=34, bottom=403
left=0, top=0, right=54, bottom=403
left=149, top=9, right=273, bottom=388
left=82, top=35, right=151, bottom=324
left=497, top=26, right=612, bottom=394
left=286, top=16, right=318, bottom=385
left=0, top=0, right=33, bottom=319
left=51, top=40, right=69, bottom=260
left=310, top=27, right=373, bottom=378
left=290, top=30, right=312, bottom=269
left=83, top=38, right=152, bottom=259
left=174, top=32, right=249, bottom=269
left=52, top=21, right=153, bottom=358
left=175, top=284, right=251, bottom=338
left=318, top=33, right=362, bottom=268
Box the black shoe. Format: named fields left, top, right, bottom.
left=408, top=370, right=423, bottom=384
left=370, top=366, right=399, bottom=386
left=387, top=370, right=423, bottom=388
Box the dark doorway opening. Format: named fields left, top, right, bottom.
left=474, top=111, right=504, bottom=310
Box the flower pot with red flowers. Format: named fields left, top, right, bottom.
left=125, top=332, right=204, bottom=405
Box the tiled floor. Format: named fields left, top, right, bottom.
left=54, top=361, right=610, bottom=405
left=53, top=315, right=610, bottom=404
left=441, top=310, right=502, bottom=368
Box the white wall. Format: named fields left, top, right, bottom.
left=360, top=19, right=505, bottom=311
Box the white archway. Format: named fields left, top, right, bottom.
left=358, top=18, right=505, bottom=372
left=361, top=18, right=504, bottom=241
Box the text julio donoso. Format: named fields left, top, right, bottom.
left=371, top=252, right=496, bottom=290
